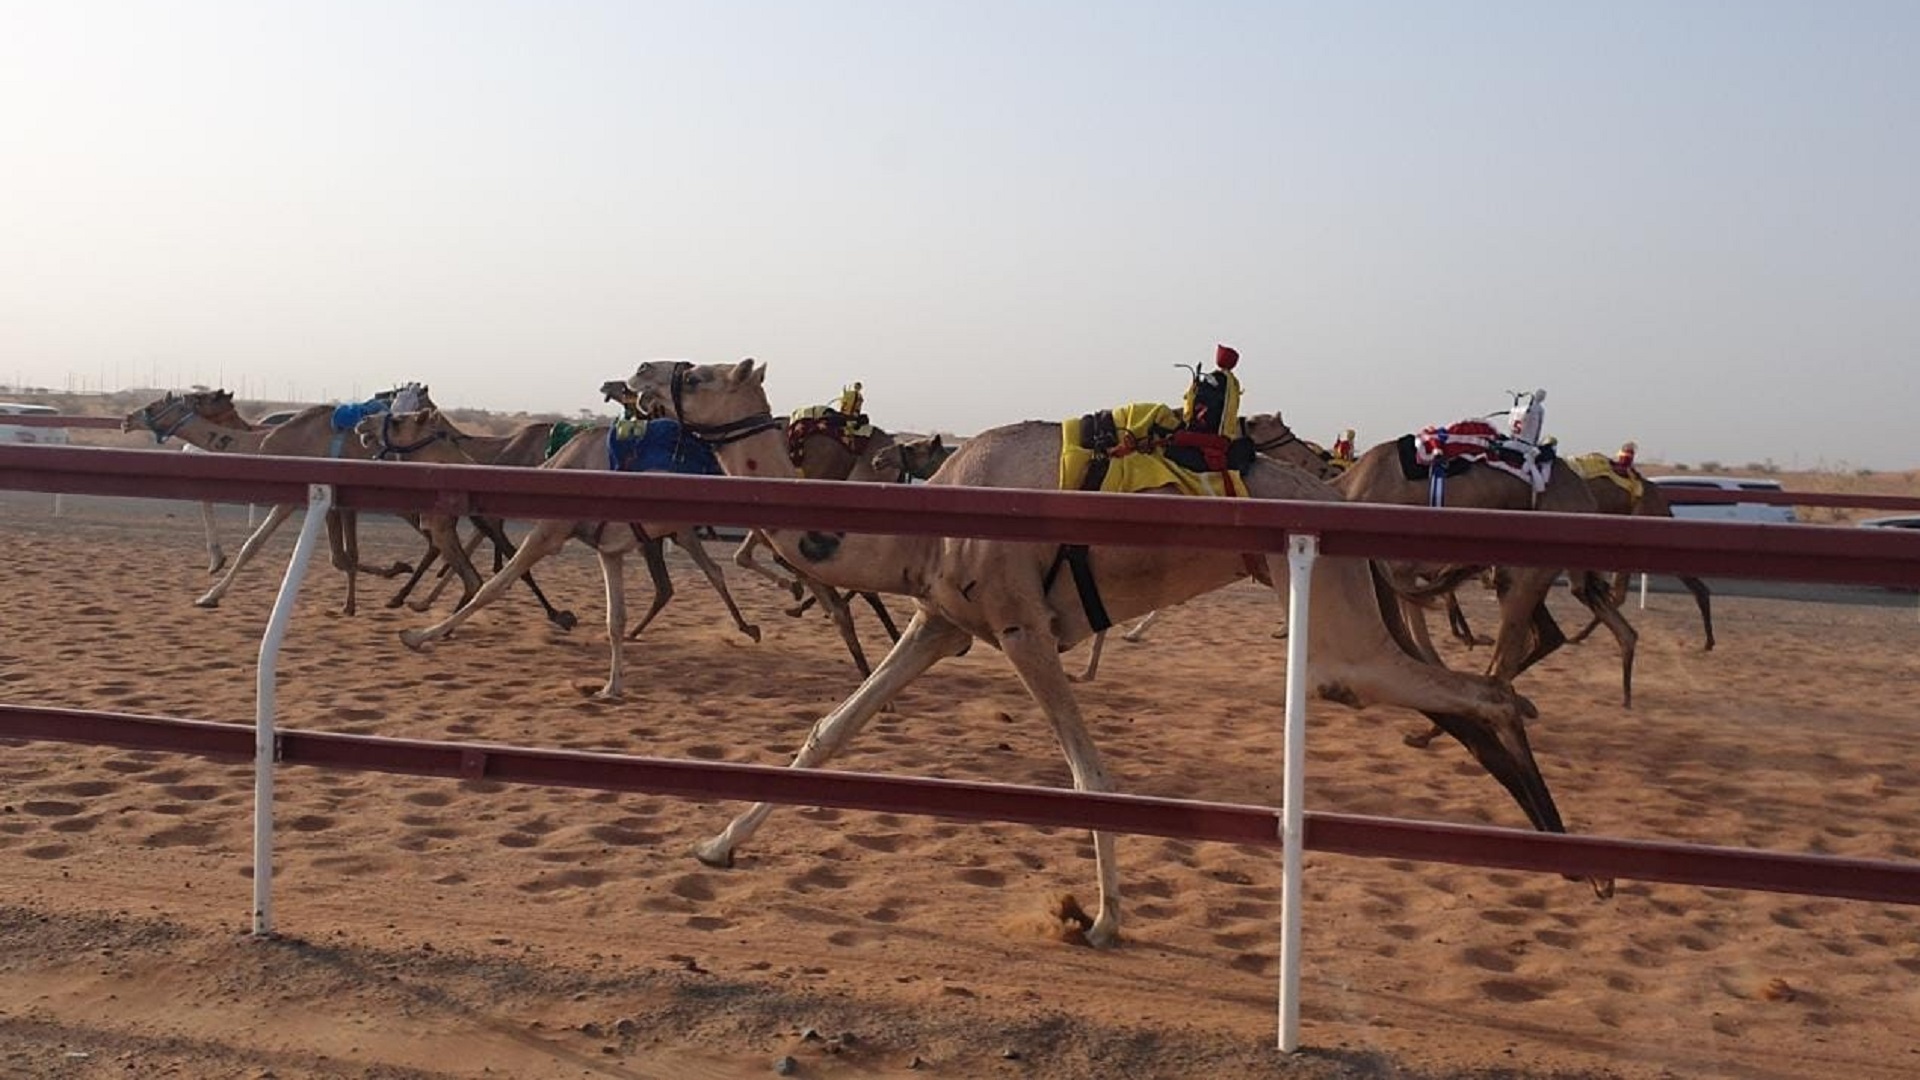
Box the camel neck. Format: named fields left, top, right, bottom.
left=169, top=413, right=259, bottom=454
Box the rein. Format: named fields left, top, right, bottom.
left=668, top=362, right=783, bottom=446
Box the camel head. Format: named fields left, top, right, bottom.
left=626, top=359, right=769, bottom=432
left=356, top=407, right=458, bottom=459
left=872, top=434, right=952, bottom=482
left=598, top=378, right=663, bottom=421
left=1242, top=412, right=1338, bottom=479
left=124, top=391, right=196, bottom=441
left=374, top=383, right=435, bottom=414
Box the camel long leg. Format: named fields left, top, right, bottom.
left=1682, top=575, right=1715, bottom=651
left=859, top=592, right=902, bottom=642
left=401, top=530, right=468, bottom=611
left=733, top=531, right=800, bottom=594
left=1121, top=608, right=1162, bottom=643
left=594, top=548, right=628, bottom=699
left=1074, top=632, right=1106, bottom=683
left=692, top=610, right=971, bottom=867
left=996, top=617, right=1123, bottom=947
left=200, top=501, right=226, bottom=575
left=399, top=520, right=573, bottom=649
left=469, top=517, right=576, bottom=630
left=1568, top=572, right=1637, bottom=708
left=388, top=538, right=443, bottom=609
left=195, top=503, right=296, bottom=608
left=622, top=539, right=677, bottom=643
left=807, top=580, right=873, bottom=676
left=418, top=514, right=482, bottom=609
left=670, top=532, right=762, bottom=642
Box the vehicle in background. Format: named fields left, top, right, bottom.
left=1857, top=515, right=1920, bottom=531
left=1646, top=475, right=1798, bottom=524
left=0, top=402, right=69, bottom=446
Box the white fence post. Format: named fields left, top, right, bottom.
left=1278, top=532, right=1318, bottom=1053
left=253, top=483, right=333, bottom=937
left=1638, top=572, right=1649, bottom=610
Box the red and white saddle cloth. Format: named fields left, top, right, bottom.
left=1414, top=420, right=1554, bottom=498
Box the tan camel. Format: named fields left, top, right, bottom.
left=605, top=378, right=909, bottom=673
left=121, top=389, right=256, bottom=574
left=385, top=408, right=760, bottom=700
left=189, top=388, right=442, bottom=615
left=353, top=410, right=579, bottom=631
left=1571, top=464, right=1714, bottom=650
left=1333, top=436, right=1640, bottom=746
left=125, top=392, right=430, bottom=613
left=1436, top=461, right=1715, bottom=655
left=628, top=359, right=1593, bottom=948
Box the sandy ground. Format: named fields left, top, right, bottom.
left=2, top=494, right=1918, bottom=1079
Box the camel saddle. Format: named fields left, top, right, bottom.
left=1400, top=420, right=1557, bottom=495
left=609, top=418, right=721, bottom=475
left=1059, top=402, right=1253, bottom=498
left=1569, top=452, right=1644, bottom=505
left=786, top=405, right=875, bottom=476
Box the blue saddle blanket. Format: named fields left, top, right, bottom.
left=331, top=398, right=392, bottom=432
left=609, top=419, right=721, bottom=475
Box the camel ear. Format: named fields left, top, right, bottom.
left=929, top=434, right=944, bottom=453
left=725, top=358, right=760, bottom=385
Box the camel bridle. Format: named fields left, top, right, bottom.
left=135, top=397, right=198, bottom=444
left=666, top=362, right=783, bottom=447
left=1251, top=426, right=1302, bottom=454
left=372, top=411, right=452, bottom=460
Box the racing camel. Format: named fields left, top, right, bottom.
left=627, top=358, right=1598, bottom=948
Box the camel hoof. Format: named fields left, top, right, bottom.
left=1401, top=730, right=1439, bottom=750
left=692, top=840, right=736, bottom=869
left=552, top=611, right=579, bottom=632
left=193, top=595, right=221, bottom=609
left=398, top=630, right=431, bottom=652
left=782, top=603, right=809, bottom=619
left=207, top=556, right=227, bottom=575
left=1270, top=627, right=1289, bottom=640
left=741, top=624, right=763, bottom=643
left=1590, top=877, right=1616, bottom=900
left=1084, top=920, right=1121, bottom=949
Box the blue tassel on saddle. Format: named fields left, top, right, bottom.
left=609, top=418, right=721, bottom=475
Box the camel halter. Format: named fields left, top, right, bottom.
left=373, top=412, right=452, bottom=460
left=667, top=362, right=784, bottom=447
left=136, top=397, right=198, bottom=444
left=1251, top=425, right=1303, bottom=454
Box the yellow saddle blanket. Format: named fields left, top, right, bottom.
left=1059, top=402, right=1247, bottom=497
left=1569, top=452, right=1643, bottom=504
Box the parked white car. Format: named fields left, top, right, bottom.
left=1646, top=475, right=1798, bottom=524
left=1858, top=515, right=1920, bottom=531
left=0, top=402, right=69, bottom=446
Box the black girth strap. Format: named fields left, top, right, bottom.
left=1043, top=545, right=1113, bottom=634
left=1043, top=448, right=1116, bottom=634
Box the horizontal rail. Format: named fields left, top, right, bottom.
left=1652, top=486, right=1920, bottom=512
left=2, top=414, right=125, bottom=430
left=2, top=705, right=1916, bottom=907
left=5, top=444, right=1918, bottom=586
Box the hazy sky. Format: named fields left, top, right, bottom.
left=4, top=2, right=1916, bottom=468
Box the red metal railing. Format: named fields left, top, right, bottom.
left=7, top=445, right=1920, bottom=585
left=3, top=441, right=1919, bottom=908
left=5, top=704, right=1916, bottom=906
